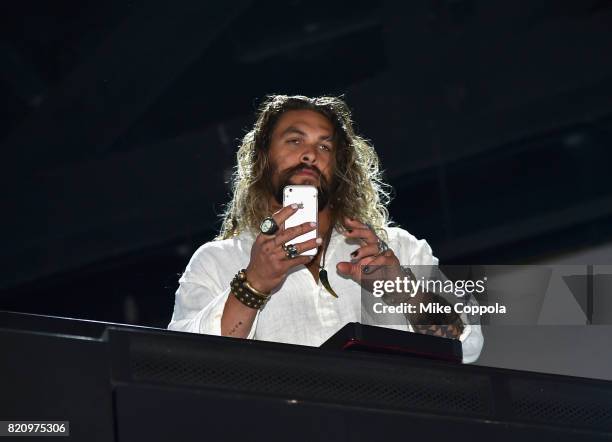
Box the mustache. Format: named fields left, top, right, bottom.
left=286, top=164, right=321, bottom=178
left=272, top=164, right=331, bottom=209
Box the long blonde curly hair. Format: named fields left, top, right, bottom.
left=216, top=94, right=393, bottom=240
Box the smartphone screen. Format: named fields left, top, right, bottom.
left=282, top=185, right=318, bottom=256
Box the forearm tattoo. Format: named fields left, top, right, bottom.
left=411, top=323, right=464, bottom=339
left=227, top=320, right=243, bottom=336
left=385, top=291, right=466, bottom=339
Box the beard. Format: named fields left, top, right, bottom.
left=271, top=163, right=334, bottom=211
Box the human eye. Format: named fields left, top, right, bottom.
left=319, top=144, right=332, bottom=152
left=287, top=138, right=301, bottom=145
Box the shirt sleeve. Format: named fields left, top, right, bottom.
left=391, top=228, right=484, bottom=364
left=167, top=244, right=259, bottom=339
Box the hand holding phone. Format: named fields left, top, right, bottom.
left=283, top=185, right=318, bottom=256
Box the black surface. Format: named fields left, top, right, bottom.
left=2, top=311, right=612, bottom=442
left=114, top=384, right=609, bottom=442
left=0, top=330, right=114, bottom=441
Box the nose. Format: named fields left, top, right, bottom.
left=300, top=142, right=318, bottom=165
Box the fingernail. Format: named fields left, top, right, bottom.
left=291, top=203, right=298, bottom=209
left=310, top=222, right=317, bottom=227
left=316, top=237, right=323, bottom=245
left=350, top=250, right=358, bottom=257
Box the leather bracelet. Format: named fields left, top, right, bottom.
left=231, top=269, right=270, bottom=310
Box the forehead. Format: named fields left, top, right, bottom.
left=272, top=109, right=334, bottom=136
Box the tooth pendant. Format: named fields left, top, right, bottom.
left=319, top=268, right=339, bottom=298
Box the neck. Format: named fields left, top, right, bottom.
left=317, top=207, right=333, bottom=240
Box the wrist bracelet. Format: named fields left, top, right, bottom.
left=231, top=269, right=270, bottom=310
left=243, top=279, right=270, bottom=298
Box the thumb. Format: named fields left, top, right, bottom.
left=336, top=261, right=358, bottom=279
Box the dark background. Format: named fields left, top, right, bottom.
left=1, top=0, right=611, bottom=331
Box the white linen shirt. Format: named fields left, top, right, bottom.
left=168, top=226, right=484, bottom=363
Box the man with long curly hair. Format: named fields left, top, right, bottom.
left=168, top=95, right=483, bottom=363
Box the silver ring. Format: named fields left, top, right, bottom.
left=366, top=223, right=388, bottom=254
left=282, top=243, right=299, bottom=259
left=260, top=217, right=279, bottom=235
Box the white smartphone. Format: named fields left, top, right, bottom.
left=283, top=185, right=318, bottom=256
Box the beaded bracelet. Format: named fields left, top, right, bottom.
left=230, top=269, right=270, bottom=310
